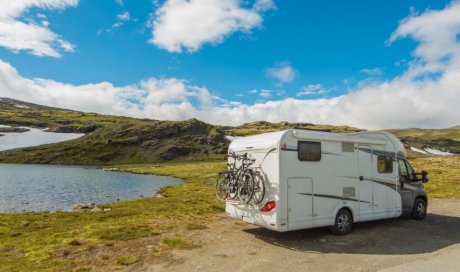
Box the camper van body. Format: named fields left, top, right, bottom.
left=225, top=129, right=427, bottom=232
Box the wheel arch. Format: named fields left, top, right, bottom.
left=332, top=204, right=356, bottom=225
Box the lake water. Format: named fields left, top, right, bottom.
left=0, top=125, right=84, bottom=151
left=0, top=164, right=183, bottom=213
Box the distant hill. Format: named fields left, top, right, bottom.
left=0, top=98, right=458, bottom=164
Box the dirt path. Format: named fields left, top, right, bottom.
left=145, top=199, right=460, bottom=272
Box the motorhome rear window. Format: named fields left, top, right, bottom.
left=377, top=155, right=393, bottom=173
left=298, top=141, right=321, bottom=161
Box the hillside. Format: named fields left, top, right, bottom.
left=0, top=98, right=227, bottom=164
left=0, top=98, right=459, bottom=164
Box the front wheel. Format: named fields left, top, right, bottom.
left=331, top=209, right=353, bottom=235
left=411, top=198, right=427, bottom=220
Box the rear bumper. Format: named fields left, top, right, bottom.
left=225, top=202, right=288, bottom=232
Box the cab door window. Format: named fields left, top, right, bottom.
left=398, top=159, right=409, bottom=182
left=398, top=159, right=414, bottom=182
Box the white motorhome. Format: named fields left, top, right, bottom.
left=225, top=129, right=428, bottom=235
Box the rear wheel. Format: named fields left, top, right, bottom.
left=411, top=198, right=427, bottom=220
left=250, top=172, right=266, bottom=204
left=331, top=209, right=353, bottom=235
left=238, top=173, right=255, bottom=204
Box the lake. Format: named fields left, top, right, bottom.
left=0, top=164, right=183, bottom=213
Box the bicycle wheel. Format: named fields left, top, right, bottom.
left=227, top=176, right=239, bottom=200
left=215, top=172, right=231, bottom=201
left=251, top=172, right=266, bottom=204
left=238, top=172, right=255, bottom=204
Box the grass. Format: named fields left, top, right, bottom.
left=162, top=234, right=194, bottom=249
left=0, top=160, right=226, bottom=272
left=116, top=255, right=139, bottom=266
left=409, top=155, right=460, bottom=198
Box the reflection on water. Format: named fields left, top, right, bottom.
left=0, top=125, right=84, bottom=151
left=0, top=164, right=183, bottom=213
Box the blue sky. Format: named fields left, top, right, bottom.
left=0, top=0, right=459, bottom=129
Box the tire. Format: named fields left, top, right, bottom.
left=411, top=198, right=427, bottom=220
left=215, top=173, right=230, bottom=202
left=331, top=209, right=353, bottom=235
left=250, top=172, right=266, bottom=204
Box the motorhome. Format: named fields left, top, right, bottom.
left=225, top=129, right=428, bottom=235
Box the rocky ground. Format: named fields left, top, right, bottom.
left=144, top=198, right=460, bottom=272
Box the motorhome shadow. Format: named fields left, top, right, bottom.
left=243, top=213, right=460, bottom=255
left=225, top=129, right=429, bottom=235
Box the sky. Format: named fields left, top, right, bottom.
left=0, top=0, right=459, bottom=129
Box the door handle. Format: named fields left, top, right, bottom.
left=359, top=176, right=364, bottom=181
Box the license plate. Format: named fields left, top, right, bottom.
left=242, top=216, right=255, bottom=224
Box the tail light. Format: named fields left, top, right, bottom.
left=260, top=200, right=276, bottom=212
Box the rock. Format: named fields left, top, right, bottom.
left=72, top=202, right=101, bottom=212
left=0, top=127, right=30, bottom=133
left=102, top=167, right=118, bottom=171
left=49, top=124, right=99, bottom=134
left=154, top=194, right=164, bottom=198
left=20, top=221, right=30, bottom=227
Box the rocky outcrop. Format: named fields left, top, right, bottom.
left=50, top=124, right=100, bottom=134
left=0, top=127, right=30, bottom=133
left=72, top=203, right=102, bottom=212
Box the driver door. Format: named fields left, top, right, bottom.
left=398, top=159, right=413, bottom=213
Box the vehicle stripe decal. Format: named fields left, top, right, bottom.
left=361, top=176, right=398, bottom=191
left=298, top=193, right=371, bottom=204
left=280, top=147, right=341, bottom=156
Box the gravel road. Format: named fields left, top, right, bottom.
left=147, top=198, right=460, bottom=272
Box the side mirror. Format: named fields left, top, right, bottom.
left=421, top=171, right=429, bottom=183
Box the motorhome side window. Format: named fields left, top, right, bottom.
left=377, top=155, right=393, bottom=173
left=298, top=141, right=321, bottom=161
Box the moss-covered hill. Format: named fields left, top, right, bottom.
left=0, top=97, right=459, bottom=164
left=0, top=98, right=227, bottom=164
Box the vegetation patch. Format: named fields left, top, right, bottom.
left=410, top=155, right=460, bottom=198
left=162, top=234, right=194, bottom=249
left=116, top=255, right=138, bottom=266
left=90, top=226, right=152, bottom=241
left=186, top=223, right=208, bottom=230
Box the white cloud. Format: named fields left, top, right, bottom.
left=296, top=84, right=328, bottom=96
left=0, top=0, right=78, bottom=57
left=265, top=62, right=296, bottom=83
left=115, top=0, right=124, bottom=6
left=259, top=89, right=272, bottom=98
left=98, top=12, right=131, bottom=35
left=149, top=0, right=275, bottom=53
left=1, top=2, right=460, bottom=129
left=360, top=68, right=382, bottom=76
left=117, top=12, right=130, bottom=21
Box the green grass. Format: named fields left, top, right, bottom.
left=410, top=155, right=460, bottom=198
left=116, top=255, right=138, bottom=266
left=0, top=160, right=226, bottom=272
left=162, top=234, right=194, bottom=249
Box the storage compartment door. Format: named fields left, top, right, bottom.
left=287, top=178, right=313, bottom=230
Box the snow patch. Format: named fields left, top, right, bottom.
left=410, top=147, right=428, bottom=154
left=424, top=148, right=454, bottom=156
